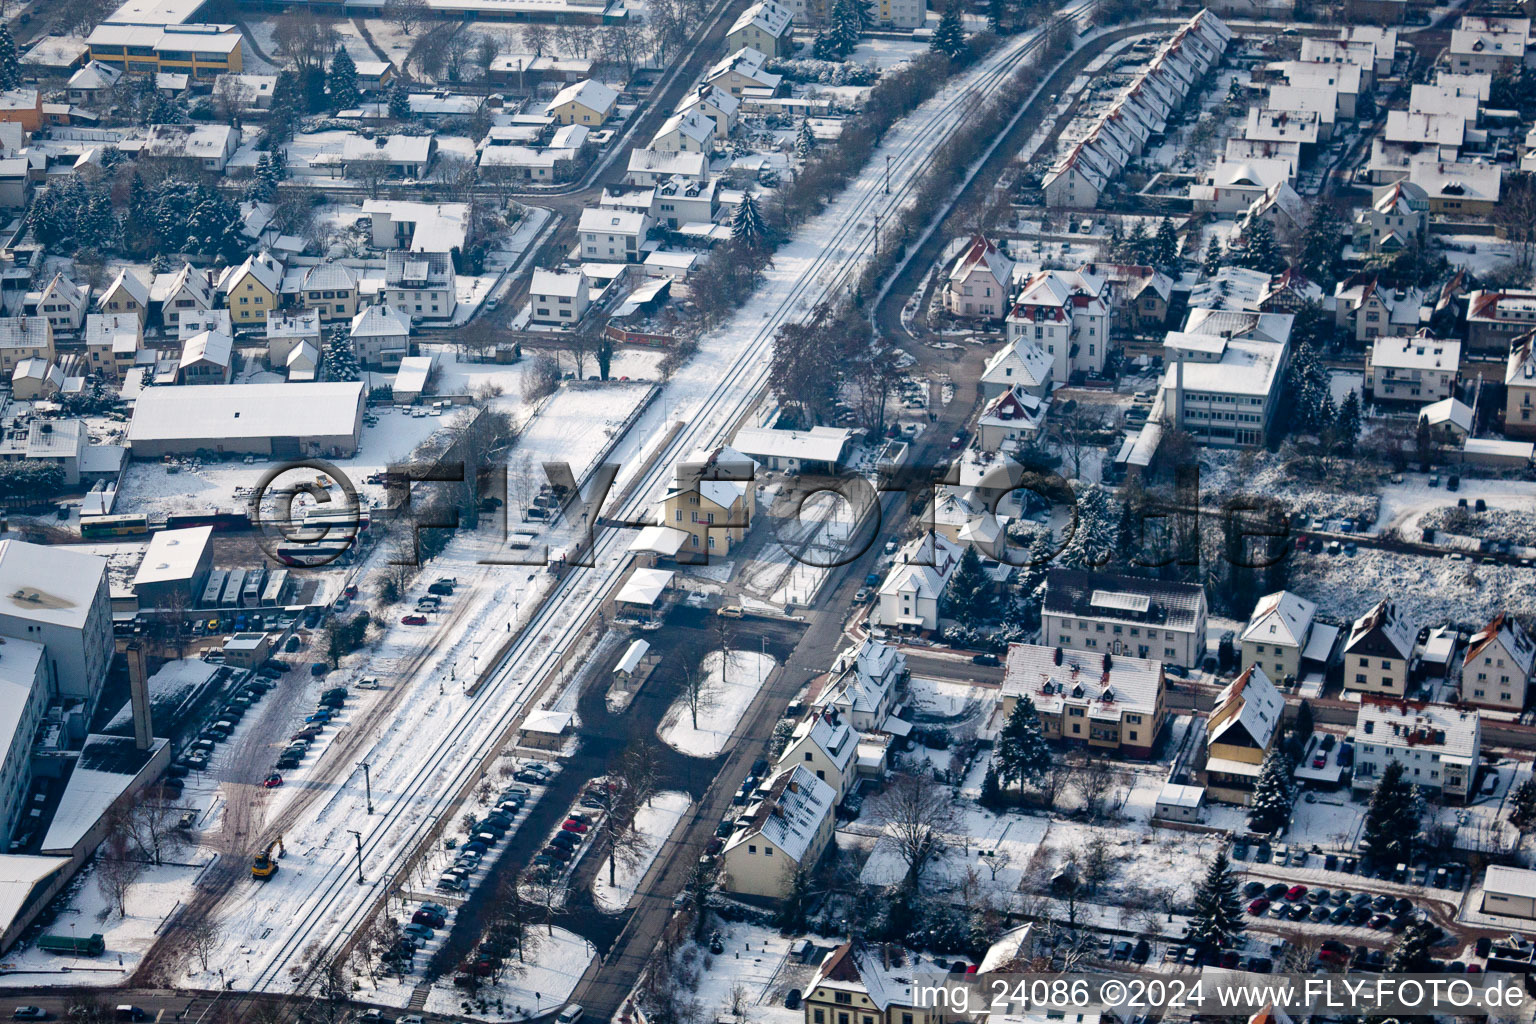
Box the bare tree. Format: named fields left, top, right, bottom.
left=384, top=0, right=430, bottom=34
left=523, top=353, right=561, bottom=401
left=212, top=76, right=257, bottom=122
left=521, top=24, right=551, bottom=58
left=871, top=772, right=956, bottom=893
left=1071, top=756, right=1118, bottom=820
left=522, top=870, right=568, bottom=935
left=1051, top=405, right=1106, bottom=482
left=680, top=665, right=714, bottom=730
left=186, top=917, right=219, bottom=973
left=1495, top=173, right=1536, bottom=278
left=95, top=832, right=142, bottom=918
left=126, top=796, right=189, bottom=866
left=271, top=13, right=341, bottom=75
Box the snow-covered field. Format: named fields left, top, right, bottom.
left=419, top=926, right=595, bottom=1020
left=592, top=790, right=691, bottom=912
left=1292, top=546, right=1536, bottom=627
left=658, top=650, right=778, bottom=758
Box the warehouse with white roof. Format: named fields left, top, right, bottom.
left=127, top=381, right=366, bottom=458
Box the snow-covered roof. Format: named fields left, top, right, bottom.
left=1467, top=612, right=1535, bottom=678
left=1044, top=569, right=1206, bottom=631
left=1183, top=307, right=1294, bottom=346
left=615, top=639, right=650, bottom=675
left=0, top=540, right=104, bottom=630
left=530, top=268, right=588, bottom=299
left=341, top=133, right=432, bottom=166
left=1508, top=331, right=1536, bottom=387
left=981, top=338, right=1053, bottom=390
left=547, top=79, right=618, bottom=117
left=522, top=709, right=572, bottom=735
left=0, top=854, right=70, bottom=942
left=133, top=526, right=211, bottom=587
left=1158, top=782, right=1205, bottom=808
left=1407, top=156, right=1502, bottom=204
left=628, top=524, right=689, bottom=557
left=349, top=303, right=413, bottom=343
left=580, top=207, right=649, bottom=236
left=1385, top=110, right=1465, bottom=148
left=783, top=707, right=855, bottom=775
left=128, top=382, right=365, bottom=446
left=729, top=0, right=793, bottom=38
left=878, top=532, right=962, bottom=603
left=1208, top=665, right=1282, bottom=749
left=1355, top=699, right=1480, bottom=761
left=218, top=251, right=283, bottom=296
left=1419, top=397, right=1473, bottom=434
left=266, top=309, right=321, bottom=340
left=1276, top=59, right=1361, bottom=93
left=1370, top=334, right=1459, bottom=372
left=626, top=147, right=708, bottom=180
left=98, top=267, right=148, bottom=311
left=731, top=425, right=851, bottom=465
left=819, top=637, right=904, bottom=720
left=301, top=262, right=357, bottom=292
left=1484, top=864, right=1536, bottom=900
left=179, top=329, right=231, bottom=370
left=616, top=567, right=673, bottom=607
left=1241, top=590, right=1317, bottom=648
left=150, top=262, right=213, bottom=308
left=669, top=444, right=754, bottom=509
left=656, top=108, right=714, bottom=146
left=1345, top=599, right=1414, bottom=660
left=42, top=735, right=168, bottom=854
left=723, top=763, right=834, bottom=862
left=950, top=235, right=1013, bottom=289
left=1002, top=642, right=1163, bottom=720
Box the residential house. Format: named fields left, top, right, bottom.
left=999, top=642, right=1167, bottom=758
left=218, top=251, right=284, bottom=326
left=1365, top=333, right=1460, bottom=404
left=1298, top=37, right=1378, bottom=90
left=944, top=235, right=1013, bottom=320
left=719, top=765, right=836, bottom=898
left=1419, top=396, right=1474, bottom=443
left=976, top=385, right=1050, bottom=451
left=382, top=250, right=455, bottom=321
left=1041, top=568, right=1208, bottom=669
left=341, top=133, right=435, bottom=179
left=1460, top=612, right=1535, bottom=710
left=177, top=329, right=232, bottom=384
left=1352, top=699, right=1481, bottom=800
left=1383, top=110, right=1465, bottom=160
left=979, top=338, right=1053, bottom=401
left=1469, top=290, right=1536, bottom=353
left=659, top=444, right=754, bottom=559
left=651, top=108, right=714, bottom=154
left=150, top=262, right=215, bottom=330
left=776, top=707, right=856, bottom=799
left=1277, top=59, right=1361, bottom=118
left=803, top=944, right=951, bottom=1024
left=11, top=359, right=62, bottom=400
left=545, top=79, right=619, bottom=126
left=1005, top=266, right=1112, bottom=380
left=285, top=340, right=318, bottom=382
left=726, top=1, right=794, bottom=58
left=625, top=147, right=709, bottom=186
left=1354, top=180, right=1428, bottom=252
left=675, top=84, right=740, bottom=139
left=529, top=269, right=591, bottom=326
left=1097, top=263, right=1173, bottom=336
left=97, top=268, right=148, bottom=325
left=1257, top=269, right=1324, bottom=315
left=82, top=313, right=140, bottom=380
left=1448, top=15, right=1529, bottom=74
left=579, top=208, right=652, bottom=263
left=1240, top=589, right=1328, bottom=685
left=32, top=274, right=87, bottom=335
left=142, top=123, right=238, bottom=172
left=0, top=318, right=55, bottom=375
left=1406, top=156, right=1502, bottom=217
left=1160, top=315, right=1292, bottom=447
left=67, top=61, right=123, bottom=104
left=1506, top=331, right=1536, bottom=436
left=1237, top=180, right=1307, bottom=247
left=265, top=309, right=322, bottom=368
left=814, top=637, right=906, bottom=732
left=1190, top=158, right=1293, bottom=216
left=1334, top=275, right=1422, bottom=342
left=652, top=177, right=719, bottom=230
left=1342, top=598, right=1415, bottom=697
left=1201, top=665, right=1284, bottom=804
left=349, top=303, right=412, bottom=369
left=0, top=89, right=43, bottom=132
left=360, top=200, right=470, bottom=253
left=703, top=47, right=783, bottom=98
left=876, top=532, right=962, bottom=631
left=298, top=263, right=359, bottom=322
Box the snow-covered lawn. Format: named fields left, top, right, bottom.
left=1292, top=545, right=1536, bottom=627
left=592, top=790, right=691, bottom=912
left=657, top=650, right=777, bottom=758
left=682, top=921, right=808, bottom=1024
left=419, top=925, right=595, bottom=1020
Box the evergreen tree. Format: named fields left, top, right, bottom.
left=795, top=118, right=817, bottom=159
left=1057, top=482, right=1115, bottom=569
left=1362, top=760, right=1418, bottom=866
left=812, top=26, right=841, bottom=59
left=246, top=152, right=278, bottom=203
left=596, top=338, right=614, bottom=380
left=1335, top=389, right=1362, bottom=455
left=828, top=0, right=863, bottom=55
left=1298, top=202, right=1344, bottom=284
left=987, top=0, right=1005, bottom=31
left=82, top=188, right=117, bottom=249
left=944, top=546, right=990, bottom=624
left=1124, top=220, right=1150, bottom=263
left=1185, top=850, right=1245, bottom=960
left=1511, top=778, right=1536, bottom=836
left=1203, top=235, right=1223, bottom=277
left=0, top=24, right=21, bottom=91
left=1153, top=217, right=1179, bottom=269
left=1247, top=746, right=1294, bottom=834
left=979, top=761, right=1005, bottom=809
left=1385, top=920, right=1435, bottom=973
left=1282, top=341, right=1331, bottom=434
left=1237, top=218, right=1286, bottom=274
left=328, top=47, right=359, bottom=110
left=929, top=0, right=967, bottom=60
left=387, top=78, right=412, bottom=120
left=731, top=190, right=767, bottom=248
left=994, top=696, right=1051, bottom=789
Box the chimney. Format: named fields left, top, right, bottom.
left=125, top=641, right=153, bottom=751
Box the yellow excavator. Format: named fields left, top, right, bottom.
left=252, top=836, right=285, bottom=880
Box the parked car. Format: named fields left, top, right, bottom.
left=401, top=614, right=428, bottom=626
left=263, top=773, right=283, bottom=788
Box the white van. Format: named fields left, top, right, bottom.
left=556, top=1006, right=584, bottom=1024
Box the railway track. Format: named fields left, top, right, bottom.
left=200, top=6, right=1101, bottom=1008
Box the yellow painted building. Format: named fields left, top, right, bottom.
left=218, top=252, right=283, bottom=326
left=86, top=23, right=242, bottom=77
left=804, top=944, right=950, bottom=1024
left=1201, top=665, right=1283, bottom=805
left=659, top=445, right=753, bottom=560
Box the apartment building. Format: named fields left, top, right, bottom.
left=1460, top=612, right=1534, bottom=710
left=1342, top=599, right=1414, bottom=697
left=1365, top=333, right=1460, bottom=404
left=999, top=642, right=1166, bottom=758
left=1352, top=699, right=1480, bottom=801
left=1041, top=569, right=1208, bottom=668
